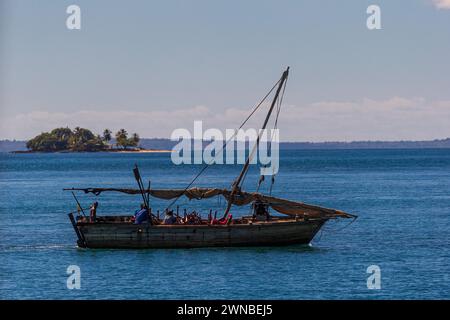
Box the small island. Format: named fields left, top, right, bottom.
left=21, top=127, right=168, bottom=153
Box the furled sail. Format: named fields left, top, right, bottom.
left=64, top=187, right=356, bottom=219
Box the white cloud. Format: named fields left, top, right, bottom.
left=278, top=97, right=450, bottom=141
left=431, top=0, right=450, bottom=9
left=1, top=97, right=450, bottom=142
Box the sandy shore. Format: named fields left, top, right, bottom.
left=112, top=149, right=173, bottom=153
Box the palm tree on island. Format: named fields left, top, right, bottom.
left=102, top=129, right=112, bottom=142
left=115, top=129, right=140, bottom=150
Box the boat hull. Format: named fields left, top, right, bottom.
left=74, top=218, right=327, bottom=249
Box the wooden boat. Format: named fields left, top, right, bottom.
left=66, top=68, right=356, bottom=249
left=70, top=215, right=327, bottom=249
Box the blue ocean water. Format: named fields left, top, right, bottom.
left=0, top=149, right=449, bottom=299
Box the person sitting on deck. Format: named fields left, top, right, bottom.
left=162, top=210, right=177, bottom=225
left=252, top=200, right=270, bottom=221
left=89, top=202, right=98, bottom=223
left=183, top=211, right=201, bottom=225
left=134, top=203, right=149, bottom=224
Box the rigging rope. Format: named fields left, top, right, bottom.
left=164, top=77, right=283, bottom=211
left=268, top=75, right=288, bottom=195
left=322, top=216, right=358, bottom=234
left=251, top=75, right=288, bottom=196
left=239, top=74, right=288, bottom=192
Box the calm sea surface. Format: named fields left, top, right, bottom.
left=0, top=149, right=449, bottom=299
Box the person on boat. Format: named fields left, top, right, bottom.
left=134, top=203, right=149, bottom=224
left=252, top=200, right=270, bottom=221
left=162, top=210, right=177, bottom=225
left=183, top=212, right=192, bottom=224
left=183, top=211, right=200, bottom=225
left=89, top=202, right=98, bottom=223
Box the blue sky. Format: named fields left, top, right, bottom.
left=1, top=0, right=450, bottom=141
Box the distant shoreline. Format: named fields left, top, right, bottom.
left=10, top=148, right=173, bottom=154
left=2, top=137, right=450, bottom=153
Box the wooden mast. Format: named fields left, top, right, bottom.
left=133, top=165, right=152, bottom=225
left=222, top=67, right=289, bottom=219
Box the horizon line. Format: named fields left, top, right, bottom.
left=1, top=137, right=450, bottom=144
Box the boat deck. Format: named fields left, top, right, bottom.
left=75, top=215, right=315, bottom=227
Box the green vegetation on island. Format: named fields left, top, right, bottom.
left=26, top=127, right=140, bottom=152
